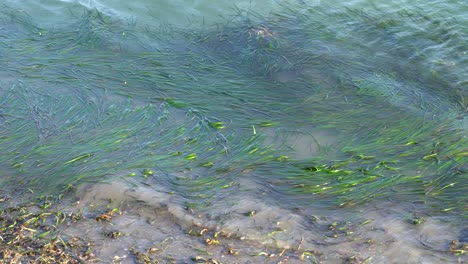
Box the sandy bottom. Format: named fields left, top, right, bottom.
left=263, top=126, right=338, bottom=160
left=55, top=178, right=466, bottom=264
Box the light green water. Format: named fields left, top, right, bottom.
left=5, top=0, right=292, bottom=26
left=7, top=0, right=468, bottom=28
left=0, top=0, right=467, bottom=263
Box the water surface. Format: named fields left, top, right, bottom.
left=0, top=0, right=466, bottom=263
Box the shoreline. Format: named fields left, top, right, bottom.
left=1, top=180, right=465, bottom=263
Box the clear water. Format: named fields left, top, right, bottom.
left=1, top=0, right=467, bottom=263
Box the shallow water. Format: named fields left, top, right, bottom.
left=54, top=179, right=463, bottom=263
left=0, top=0, right=467, bottom=263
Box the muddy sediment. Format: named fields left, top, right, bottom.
left=4, top=179, right=465, bottom=263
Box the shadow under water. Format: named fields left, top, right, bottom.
left=0, top=1, right=466, bottom=263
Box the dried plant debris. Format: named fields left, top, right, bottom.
left=0, top=197, right=94, bottom=263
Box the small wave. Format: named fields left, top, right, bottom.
left=54, top=179, right=464, bottom=263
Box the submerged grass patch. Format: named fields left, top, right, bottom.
left=0, top=1, right=466, bottom=225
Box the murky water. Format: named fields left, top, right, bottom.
left=1, top=0, right=467, bottom=263
left=55, top=180, right=463, bottom=263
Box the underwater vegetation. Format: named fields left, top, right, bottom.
left=0, top=1, right=467, bottom=262
left=0, top=1, right=466, bottom=220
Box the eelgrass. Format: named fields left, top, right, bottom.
left=0, top=2, right=466, bottom=221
